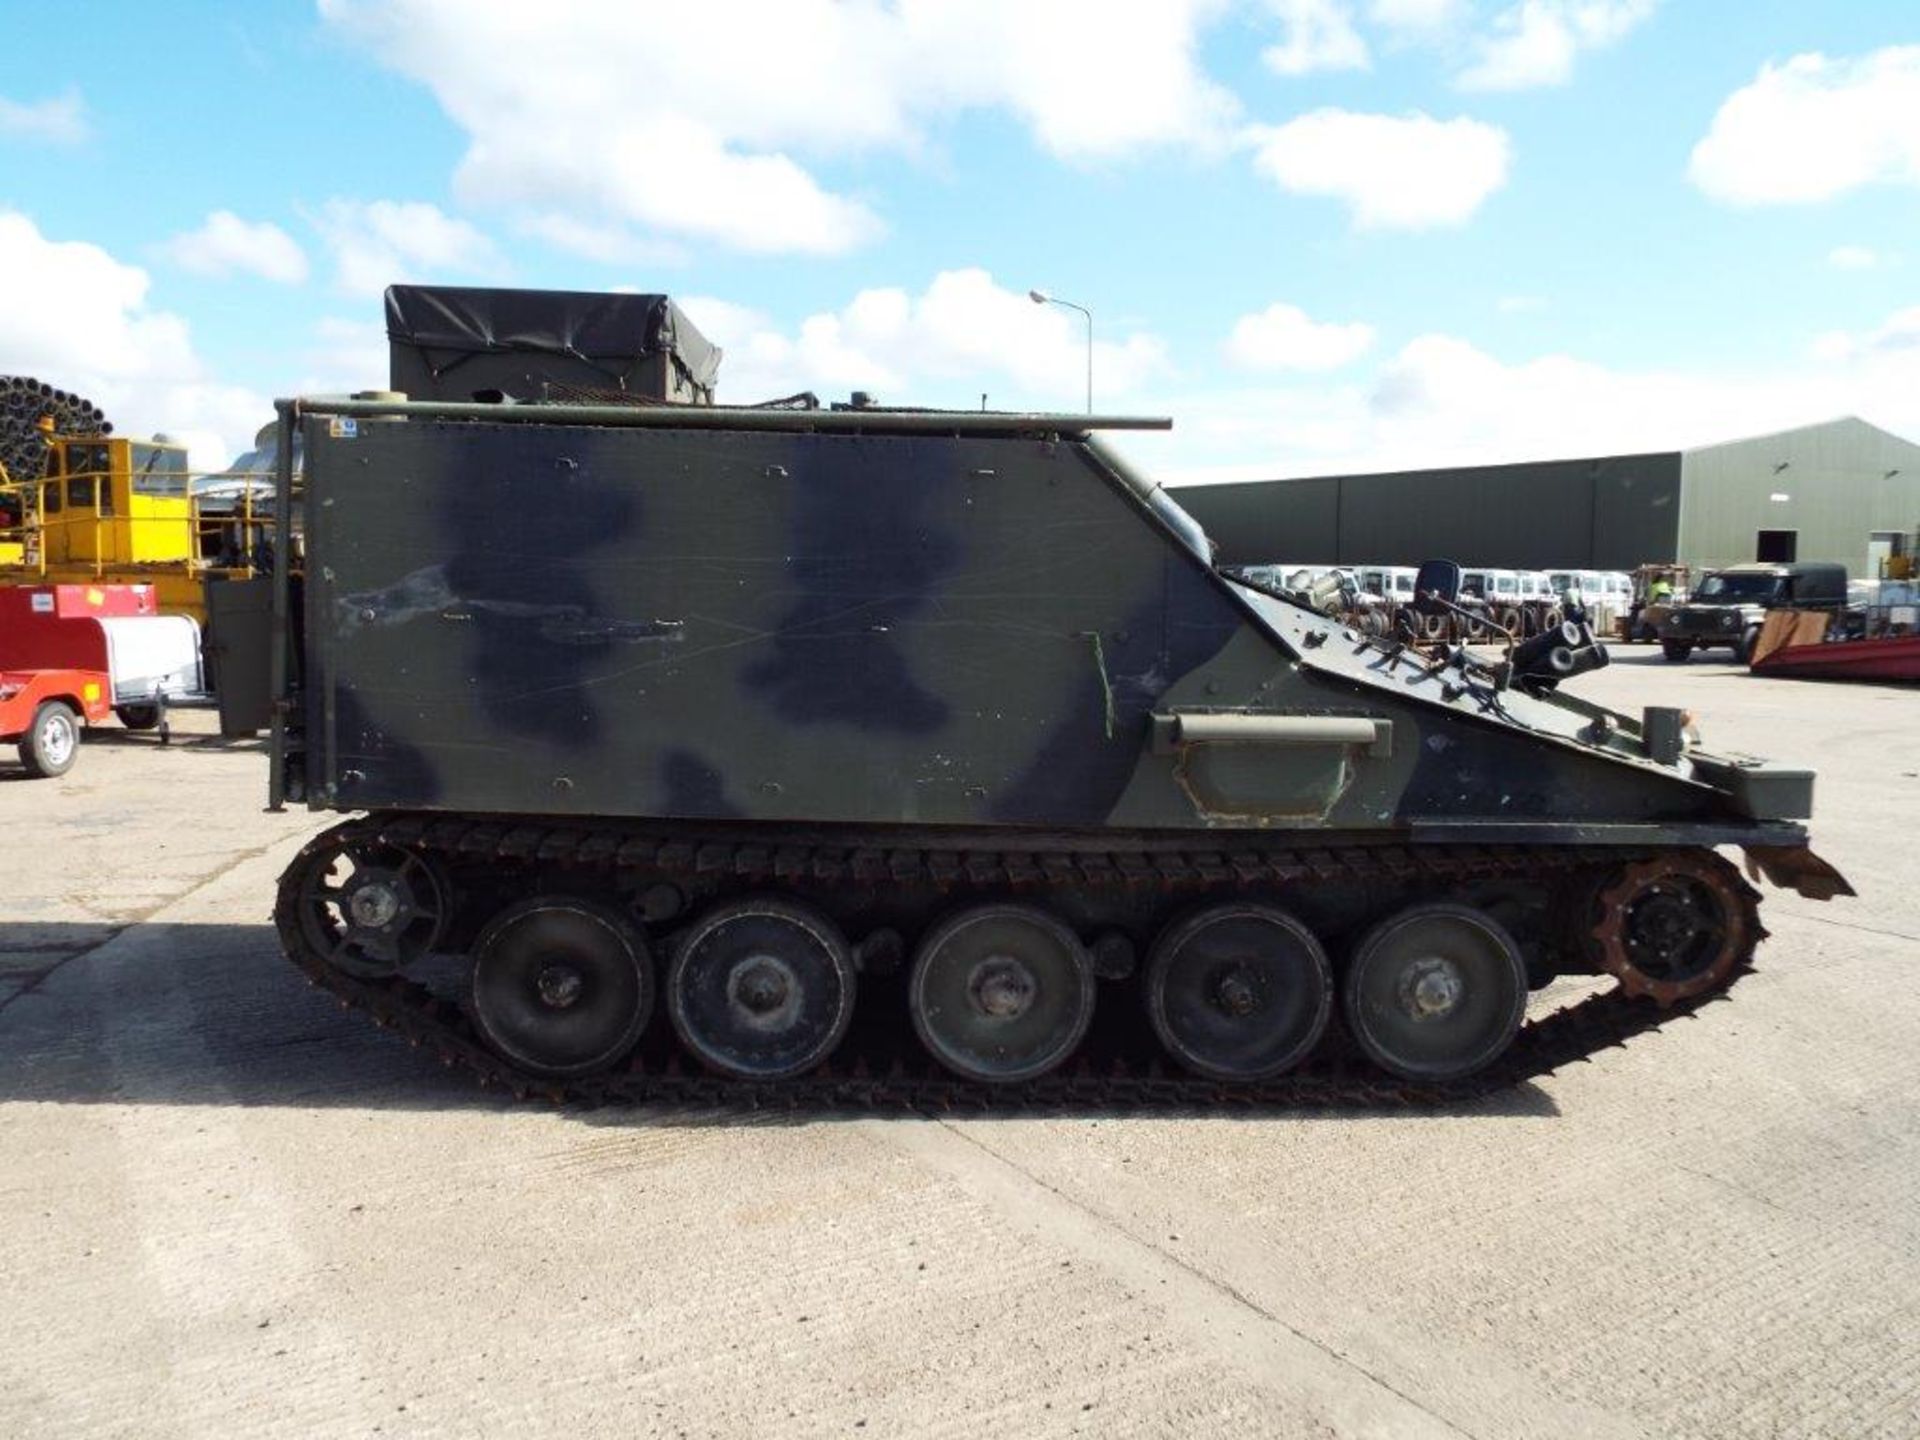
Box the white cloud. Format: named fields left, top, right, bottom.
left=1828, top=245, right=1880, bottom=271
left=1456, top=0, right=1657, bottom=91
left=1367, top=0, right=1467, bottom=34
left=313, top=199, right=505, bottom=298
left=1810, top=306, right=1920, bottom=366
left=1245, top=109, right=1511, bottom=229
left=1691, top=47, right=1920, bottom=205
left=514, top=213, right=689, bottom=268
left=1263, top=0, right=1370, bottom=77
left=162, top=211, right=309, bottom=283
left=1227, top=303, right=1375, bottom=371
left=0, top=89, right=87, bottom=143
left=676, top=297, right=774, bottom=350
left=301, top=317, right=392, bottom=395
left=684, top=269, right=1167, bottom=410
left=0, top=211, right=266, bottom=468
left=317, top=0, right=1235, bottom=257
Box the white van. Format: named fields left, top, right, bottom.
left=1356, top=566, right=1417, bottom=602
left=1461, top=568, right=1526, bottom=604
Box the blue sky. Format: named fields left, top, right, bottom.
left=0, top=1, right=1915, bottom=478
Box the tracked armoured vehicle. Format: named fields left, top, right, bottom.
left=254, top=289, right=1849, bottom=1106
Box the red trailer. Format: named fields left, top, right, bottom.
left=0, top=668, right=112, bottom=776
left=0, top=584, right=206, bottom=777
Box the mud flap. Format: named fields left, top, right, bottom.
left=1742, top=845, right=1855, bottom=901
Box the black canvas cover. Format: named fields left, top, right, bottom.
left=385, top=285, right=722, bottom=405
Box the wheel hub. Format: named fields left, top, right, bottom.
left=1629, top=891, right=1695, bottom=956
left=1397, top=956, right=1464, bottom=1021
left=41, top=714, right=75, bottom=765
left=537, top=961, right=585, bottom=1009
left=347, top=878, right=404, bottom=930
left=729, top=954, right=794, bottom=1017
left=969, top=956, right=1036, bottom=1019
left=1213, top=967, right=1259, bottom=1017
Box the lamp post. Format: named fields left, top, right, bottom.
left=1028, top=289, right=1092, bottom=414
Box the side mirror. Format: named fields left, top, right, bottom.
left=1414, top=559, right=1461, bottom=604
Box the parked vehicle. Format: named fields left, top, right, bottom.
left=1355, top=565, right=1417, bottom=604
left=1659, top=562, right=1851, bottom=663
left=257, top=359, right=1848, bottom=1102
left=0, top=583, right=205, bottom=776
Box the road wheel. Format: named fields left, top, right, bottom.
left=471, top=899, right=653, bottom=1079
left=667, top=898, right=856, bottom=1080
left=18, top=700, right=80, bottom=778
left=1145, top=904, right=1333, bottom=1082
left=910, top=903, right=1094, bottom=1083
left=1343, top=903, right=1527, bottom=1082
left=1737, top=625, right=1762, bottom=665
left=115, top=703, right=162, bottom=731
left=1660, top=639, right=1692, bottom=663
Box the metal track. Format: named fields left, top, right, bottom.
left=273, top=813, right=1757, bottom=1112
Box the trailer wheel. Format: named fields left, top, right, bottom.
left=116, top=703, right=162, bottom=731
left=19, top=700, right=80, bottom=778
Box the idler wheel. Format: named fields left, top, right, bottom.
left=1586, top=852, right=1757, bottom=1005
left=1145, top=904, right=1333, bottom=1081
left=293, top=838, right=446, bottom=978
left=910, top=903, right=1094, bottom=1084
left=471, top=899, right=653, bottom=1079
left=667, top=899, right=856, bottom=1080
left=1343, top=903, right=1527, bottom=1082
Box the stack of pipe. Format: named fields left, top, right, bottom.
left=0, top=376, right=111, bottom=484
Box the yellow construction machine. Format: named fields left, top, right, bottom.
left=0, top=389, right=272, bottom=626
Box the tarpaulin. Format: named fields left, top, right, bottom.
left=385, top=285, right=722, bottom=404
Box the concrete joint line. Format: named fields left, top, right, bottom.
left=0, top=832, right=306, bottom=1021
left=880, top=1118, right=1478, bottom=1440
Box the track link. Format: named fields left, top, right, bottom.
left=273, top=813, right=1759, bottom=1112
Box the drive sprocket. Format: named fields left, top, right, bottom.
left=1586, top=851, right=1760, bottom=1005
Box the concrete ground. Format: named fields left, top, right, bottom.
left=2, top=650, right=1915, bottom=1440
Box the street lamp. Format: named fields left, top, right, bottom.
left=1028, top=289, right=1092, bottom=414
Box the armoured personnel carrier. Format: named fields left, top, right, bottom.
left=256, top=291, right=1849, bottom=1106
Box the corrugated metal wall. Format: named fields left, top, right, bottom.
left=1170, top=476, right=1340, bottom=562
left=1175, top=452, right=1682, bottom=568
left=1676, top=419, right=1920, bottom=577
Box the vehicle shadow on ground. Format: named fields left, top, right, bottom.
left=1602, top=646, right=1749, bottom=673
left=79, top=729, right=268, bottom=754
left=0, top=920, right=1563, bottom=1123
left=0, top=730, right=264, bottom=781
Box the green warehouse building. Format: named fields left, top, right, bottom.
left=1173, top=416, right=1920, bottom=580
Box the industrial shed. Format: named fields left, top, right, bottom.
left=1174, top=416, right=1920, bottom=579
